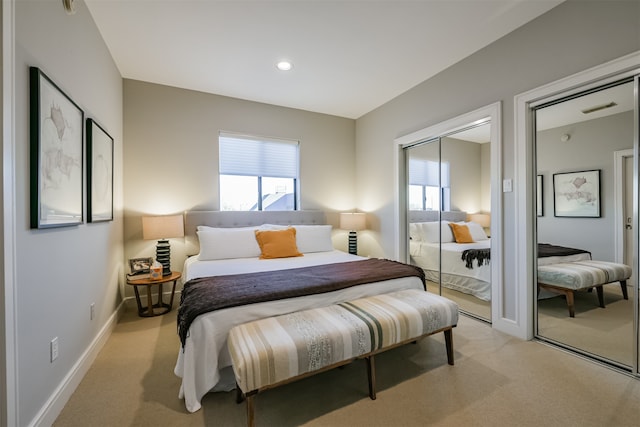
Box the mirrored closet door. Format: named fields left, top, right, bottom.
left=406, top=122, right=492, bottom=322
left=535, top=78, right=638, bottom=369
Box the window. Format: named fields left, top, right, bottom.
left=219, top=133, right=299, bottom=211
left=408, top=158, right=450, bottom=211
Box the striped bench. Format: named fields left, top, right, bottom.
left=537, top=260, right=631, bottom=317
left=227, top=289, right=459, bottom=427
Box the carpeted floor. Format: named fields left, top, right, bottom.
left=53, top=299, right=640, bottom=427
left=538, top=282, right=634, bottom=366
left=427, top=282, right=491, bottom=321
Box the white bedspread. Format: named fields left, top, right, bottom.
left=410, top=240, right=491, bottom=300
left=174, top=250, right=425, bottom=412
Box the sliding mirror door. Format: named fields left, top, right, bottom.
left=535, top=79, right=637, bottom=368
left=408, top=138, right=442, bottom=297
left=406, top=123, right=492, bottom=322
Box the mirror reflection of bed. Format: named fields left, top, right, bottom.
left=409, top=211, right=491, bottom=321
left=406, top=122, right=493, bottom=322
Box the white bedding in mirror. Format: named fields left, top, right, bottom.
left=410, top=240, right=491, bottom=301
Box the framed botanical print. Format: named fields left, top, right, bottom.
left=86, top=119, right=114, bottom=222
left=30, top=67, right=84, bottom=228
left=553, top=169, right=601, bottom=218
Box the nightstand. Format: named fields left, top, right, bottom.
left=126, top=271, right=181, bottom=317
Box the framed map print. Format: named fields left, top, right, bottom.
left=30, top=67, right=84, bottom=228
left=87, top=119, right=114, bottom=222
left=553, top=169, right=601, bottom=218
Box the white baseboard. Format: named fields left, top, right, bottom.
left=30, top=301, right=126, bottom=427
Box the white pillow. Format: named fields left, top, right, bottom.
left=420, top=221, right=454, bottom=243
left=466, top=221, right=489, bottom=241
left=293, top=225, right=334, bottom=253
left=197, top=227, right=260, bottom=260
left=259, top=224, right=288, bottom=230
left=409, top=223, right=421, bottom=241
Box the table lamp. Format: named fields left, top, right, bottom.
left=142, top=214, right=184, bottom=276
left=468, top=213, right=491, bottom=234
left=340, top=212, right=366, bottom=255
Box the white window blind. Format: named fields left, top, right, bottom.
left=409, top=159, right=450, bottom=187
left=219, top=134, right=299, bottom=179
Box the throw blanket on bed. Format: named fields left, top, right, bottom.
left=461, top=249, right=490, bottom=269
left=537, top=243, right=591, bottom=258
left=177, top=258, right=426, bottom=347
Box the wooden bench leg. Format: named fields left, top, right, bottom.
left=366, top=356, right=376, bottom=400
left=246, top=394, right=255, bottom=427
left=620, top=280, right=629, bottom=300
left=236, top=384, right=245, bottom=404
left=566, top=290, right=575, bottom=318
left=595, top=285, right=605, bottom=308
left=444, top=328, right=454, bottom=365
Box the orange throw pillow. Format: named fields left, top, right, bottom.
left=254, top=228, right=303, bottom=259
left=449, top=223, right=474, bottom=243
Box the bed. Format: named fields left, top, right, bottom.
left=174, top=210, right=427, bottom=413
left=409, top=211, right=492, bottom=301
left=407, top=207, right=594, bottom=303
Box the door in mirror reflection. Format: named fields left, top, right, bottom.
left=406, top=122, right=492, bottom=322
left=535, top=80, right=636, bottom=368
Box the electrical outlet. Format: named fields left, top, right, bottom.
left=50, top=337, right=59, bottom=362
left=90, top=303, right=95, bottom=320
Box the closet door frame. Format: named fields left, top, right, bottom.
left=514, top=51, right=640, bottom=375
left=394, top=101, right=502, bottom=327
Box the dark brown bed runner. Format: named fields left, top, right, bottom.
left=460, top=243, right=590, bottom=270
left=537, top=243, right=591, bottom=259
left=177, top=258, right=425, bottom=346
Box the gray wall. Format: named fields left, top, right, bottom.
left=537, top=111, right=634, bottom=260
left=123, top=80, right=356, bottom=281
left=14, top=1, right=123, bottom=424
left=355, top=0, right=640, bottom=323
left=442, top=137, right=482, bottom=213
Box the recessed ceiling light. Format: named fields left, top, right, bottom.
left=276, top=61, right=293, bottom=71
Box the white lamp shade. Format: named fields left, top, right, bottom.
left=142, top=214, right=185, bottom=240
left=340, top=212, right=366, bottom=231
left=468, top=213, right=491, bottom=228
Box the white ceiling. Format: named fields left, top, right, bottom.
left=536, top=81, right=635, bottom=131
left=84, top=0, right=563, bottom=119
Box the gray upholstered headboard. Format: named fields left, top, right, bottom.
left=409, top=210, right=467, bottom=223
left=184, top=210, right=327, bottom=255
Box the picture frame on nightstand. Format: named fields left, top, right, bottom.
left=129, top=257, right=153, bottom=276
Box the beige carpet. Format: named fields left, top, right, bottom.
left=426, top=281, right=491, bottom=321
left=538, top=283, right=634, bottom=366
left=54, top=302, right=640, bottom=427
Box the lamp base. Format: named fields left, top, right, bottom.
left=155, top=239, right=172, bottom=276
left=348, top=231, right=358, bottom=255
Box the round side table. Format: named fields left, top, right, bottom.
left=126, top=271, right=181, bottom=317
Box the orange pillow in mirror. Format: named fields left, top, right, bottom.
left=449, top=223, right=475, bottom=243
left=254, top=228, right=303, bottom=259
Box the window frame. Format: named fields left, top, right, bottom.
left=218, top=132, right=300, bottom=211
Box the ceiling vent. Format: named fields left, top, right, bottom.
left=581, top=102, right=617, bottom=114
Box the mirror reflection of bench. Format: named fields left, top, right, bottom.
left=228, top=289, right=459, bottom=427
left=537, top=260, right=631, bottom=318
